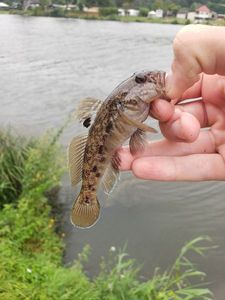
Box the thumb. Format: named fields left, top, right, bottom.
left=166, top=25, right=225, bottom=99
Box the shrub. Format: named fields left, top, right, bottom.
left=99, top=7, right=118, bottom=16
left=50, top=7, right=66, bottom=17
left=0, top=130, right=213, bottom=300
left=139, top=7, right=149, bottom=17
left=0, top=130, right=36, bottom=207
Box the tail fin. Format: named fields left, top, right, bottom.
left=71, top=193, right=100, bottom=228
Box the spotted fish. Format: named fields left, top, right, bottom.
left=68, top=70, right=167, bottom=228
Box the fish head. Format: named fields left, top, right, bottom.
left=128, top=70, right=167, bottom=104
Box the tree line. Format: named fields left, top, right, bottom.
left=77, top=0, right=225, bottom=14
left=6, top=0, right=225, bottom=14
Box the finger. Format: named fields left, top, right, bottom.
left=159, top=99, right=224, bottom=142
left=166, top=25, right=225, bottom=99
left=150, top=99, right=174, bottom=122
left=177, top=74, right=225, bottom=102
left=150, top=99, right=206, bottom=141
left=132, top=154, right=225, bottom=181
left=118, top=130, right=215, bottom=171
left=159, top=108, right=200, bottom=142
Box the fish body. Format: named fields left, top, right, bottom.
left=68, top=70, right=166, bottom=228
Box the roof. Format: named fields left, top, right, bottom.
left=196, top=5, right=211, bottom=13
left=0, top=2, right=9, bottom=7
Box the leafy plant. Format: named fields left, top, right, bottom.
left=0, top=130, right=213, bottom=300
left=95, top=238, right=213, bottom=300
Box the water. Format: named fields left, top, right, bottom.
left=1, top=15, right=225, bottom=299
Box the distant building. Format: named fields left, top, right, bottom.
left=118, top=8, right=125, bottom=16
left=0, top=2, right=9, bottom=9
left=155, top=9, right=163, bottom=18
left=217, top=14, right=225, bottom=19
left=176, top=8, right=188, bottom=19
left=127, top=9, right=139, bottom=17
left=148, top=10, right=156, bottom=18
left=187, top=11, right=196, bottom=21
left=83, top=6, right=99, bottom=15
left=176, top=12, right=186, bottom=19
left=195, top=5, right=216, bottom=20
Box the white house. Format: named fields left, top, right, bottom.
left=176, top=12, right=186, bottom=19
left=118, top=8, right=125, bottom=16
left=195, top=5, right=213, bottom=20
left=155, top=9, right=163, bottom=18
left=176, top=9, right=188, bottom=19
left=148, top=10, right=156, bottom=18
left=187, top=11, right=196, bottom=21
left=83, top=6, right=99, bottom=15
left=0, top=2, right=9, bottom=8
left=127, top=9, right=139, bottom=17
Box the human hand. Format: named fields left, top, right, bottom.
left=119, top=25, right=225, bottom=181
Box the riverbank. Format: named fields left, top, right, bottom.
left=1, top=9, right=224, bottom=26
left=0, top=129, right=213, bottom=299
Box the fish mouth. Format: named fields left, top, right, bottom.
left=160, top=93, right=171, bottom=102
left=155, top=72, right=171, bottom=102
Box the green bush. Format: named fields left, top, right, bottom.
left=171, top=18, right=178, bottom=24
left=99, top=7, right=118, bottom=16
left=0, top=130, right=213, bottom=299
left=50, top=8, right=66, bottom=17
left=31, top=7, right=45, bottom=16
left=0, top=130, right=36, bottom=207
left=139, top=7, right=149, bottom=17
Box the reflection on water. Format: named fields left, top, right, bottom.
left=0, top=15, right=225, bottom=299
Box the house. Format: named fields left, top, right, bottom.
left=127, top=9, right=139, bottom=17
left=118, top=8, right=125, bottom=16
left=83, top=6, right=99, bottom=15
left=195, top=5, right=215, bottom=20
left=176, top=9, right=188, bottom=19
left=187, top=11, right=196, bottom=21
left=217, top=14, right=225, bottom=19
left=148, top=10, right=156, bottom=18
left=0, top=2, right=9, bottom=9
left=155, top=9, right=163, bottom=18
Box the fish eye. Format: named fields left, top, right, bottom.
left=135, top=73, right=146, bottom=84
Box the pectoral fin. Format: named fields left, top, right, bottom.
left=118, top=110, right=157, bottom=133
left=129, top=129, right=147, bottom=155
left=68, top=133, right=88, bottom=186
left=102, top=153, right=120, bottom=195
left=75, top=97, right=102, bottom=127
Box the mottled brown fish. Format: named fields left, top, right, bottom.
left=68, top=70, right=167, bottom=228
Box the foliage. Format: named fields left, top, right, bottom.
left=0, top=131, right=213, bottom=299
left=139, top=6, right=149, bottom=16
left=5, top=0, right=225, bottom=13
left=0, top=130, right=35, bottom=207
left=99, top=6, right=118, bottom=16
left=95, top=238, right=213, bottom=300
left=50, top=7, right=67, bottom=17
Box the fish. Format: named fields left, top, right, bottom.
left=68, top=70, right=167, bottom=228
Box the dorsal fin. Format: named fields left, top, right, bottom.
left=68, top=133, right=88, bottom=186
left=75, top=97, right=102, bottom=125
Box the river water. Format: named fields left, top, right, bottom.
left=1, top=15, right=225, bottom=298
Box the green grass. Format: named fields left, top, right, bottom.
left=0, top=129, right=213, bottom=299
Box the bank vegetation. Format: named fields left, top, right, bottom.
left=0, top=129, right=213, bottom=299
